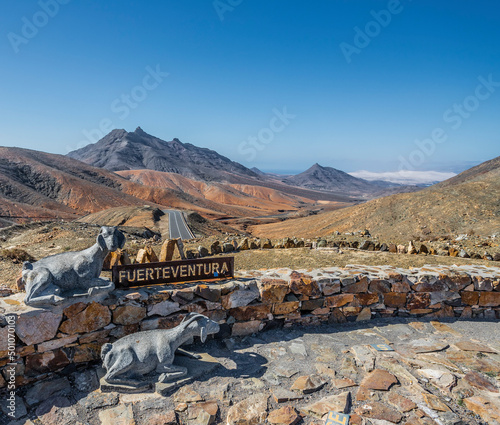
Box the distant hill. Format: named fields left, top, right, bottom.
left=282, top=163, right=400, bottom=195
left=250, top=155, right=500, bottom=240
left=67, top=127, right=259, bottom=182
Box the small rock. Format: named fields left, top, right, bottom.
left=408, top=339, right=449, bottom=353
left=356, top=307, right=372, bottom=321
left=147, top=300, right=181, bottom=317
left=72, top=369, right=99, bottom=393
left=174, top=385, right=203, bottom=403
left=258, top=278, right=289, bottom=304
left=25, top=347, right=71, bottom=375
left=455, top=341, right=497, bottom=353
left=175, top=403, right=188, bottom=412
left=223, top=243, right=234, bottom=253
left=226, top=394, right=268, bottom=425
left=98, top=404, right=135, bottom=425
left=464, top=395, right=500, bottom=424
left=140, top=410, right=177, bottom=425
left=300, top=391, right=351, bottom=418
left=387, top=392, right=417, bottom=412
left=272, top=389, right=304, bottom=403
left=210, top=241, right=222, bottom=255
left=355, top=401, right=403, bottom=423
left=261, top=239, right=273, bottom=249
left=314, top=363, right=337, bottom=379
left=423, top=393, right=450, bottom=411
left=359, top=369, right=399, bottom=391
left=289, top=342, right=307, bottom=357
left=198, top=246, right=209, bottom=257
left=188, top=401, right=218, bottom=424
left=36, top=396, right=79, bottom=425
left=267, top=406, right=300, bottom=425
left=113, top=305, right=146, bottom=325
left=222, top=286, right=260, bottom=309
left=232, top=320, right=263, bottom=336
left=59, top=302, right=111, bottom=334
left=16, top=311, right=62, bottom=345
left=78, top=391, right=119, bottom=410
left=464, top=371, right=498, bottom=393
left=332, top=378, right=357, bottom=389
left=195, top=284, right=221, bottom=302
left=25, top=377, right=71, bottom=406
left=290, top=375, right=325, bottom=394
left=351, top=345, right=376, bottom=372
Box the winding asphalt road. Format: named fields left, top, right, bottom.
left=163, top=209, right=195, bottom=240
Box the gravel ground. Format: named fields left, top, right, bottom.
left=0, top=221, right=498, bottom=290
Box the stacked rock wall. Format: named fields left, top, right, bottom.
left=1, top=264, right=499, bottom=388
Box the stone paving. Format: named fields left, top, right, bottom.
left=4, top=317, right=500, bottom=425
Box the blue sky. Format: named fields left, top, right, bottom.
left=1, top=0, right=499, bottom=175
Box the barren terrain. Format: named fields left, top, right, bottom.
left=1, top=221, right=498, bottom=291
left=250, top=156, right=500, bottom=240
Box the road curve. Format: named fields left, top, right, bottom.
left=163, top=209, right=195, bottom=240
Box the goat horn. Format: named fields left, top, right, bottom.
left=181, top=313, right=206, bottom=328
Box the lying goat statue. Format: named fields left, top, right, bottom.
left=101, top=313, right=220, bottom=387
left=22, top=226, right=125, bottom=307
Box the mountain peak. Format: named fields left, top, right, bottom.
left=67, top=128, right=258, bottom=182
left=284, top=162, right=378, bottom=194
left=133, top=126, right=152, bottom=137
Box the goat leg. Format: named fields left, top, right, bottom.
left=176, top=348, right=202, bottom=359
left=88, top=279, right=115, bottom=296
left=157, top=364, right=188, bottom=382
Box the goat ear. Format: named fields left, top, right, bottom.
left=200, top=326, right=207, bottom=343
left=97, top=234, right=107, bottom=250
left=117, top=231, right=125, bottom=249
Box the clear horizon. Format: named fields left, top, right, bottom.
left=2, top=1, right=499, bottom=176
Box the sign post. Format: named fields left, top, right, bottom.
left=112, top=257, right=234, bottom=288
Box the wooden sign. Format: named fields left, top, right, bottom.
left=112, top=257, right=234, bottom=288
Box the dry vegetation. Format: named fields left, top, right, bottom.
left=250, top=162, right=500, bottom=241
left=1, top=220, right=498, bottom=291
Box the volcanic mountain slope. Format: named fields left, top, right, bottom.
left=0, top=147, right=277, bottom=222
left=66, top=127, right=389, bottom=201
left=117, top=169, right=314, bottom=213
left=250, top=155, right=500, bottom=241
left=67, top=127, right=259, bottom=182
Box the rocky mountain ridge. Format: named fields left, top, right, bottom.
left=67, top=127, right=259, bottom=182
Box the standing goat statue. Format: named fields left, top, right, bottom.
left=101, top=313, right=220, bottom=388
left=22, top=226, right=125, bottom=307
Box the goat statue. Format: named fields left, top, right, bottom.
left=101, top=313, right=220, bottom=388
left=22, top=226, right=125, bottom=307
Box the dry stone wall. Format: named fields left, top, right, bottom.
left=1, top=263, right=499, bottom=388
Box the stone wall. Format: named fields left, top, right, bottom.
left=1, top=264, right=499, bottom=389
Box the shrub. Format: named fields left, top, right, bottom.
left=0, top=248, right=36, bottom=263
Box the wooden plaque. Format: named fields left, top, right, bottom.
left=112, top=256, right=234, bottom=288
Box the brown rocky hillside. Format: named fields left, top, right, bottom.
left=250, top=156, right=500, bottom=241
left=0, top=147, right=278, bottom=223
left=117, top=169, right=313, bottom=214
